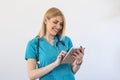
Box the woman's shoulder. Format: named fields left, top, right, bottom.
left=63, top=35, right=71, bottom=40
left=62, top=35, right=73, bottom=48
left=27, top=37, right=39, bottom=45
left=63, top=35, right=72, bottom=42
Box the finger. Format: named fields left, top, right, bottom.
left=75, top=49, right=80, bottom=54
left=72, top=52, right=78, bottom=57
left=72, top=55, right=77, bottom=60
left=72, top=52, right=80, bottom=60
left=73, top=52, right=84, bottom=60
left=79, top=52, right=84, bottom=59
left=72, top=54, right=83, bottom=61
left=61, top=50, right=66, bottom=54
left=60, top=51, right=66, bottom=55
left=58, top=55, right=64, bottom=61
left=59, top=51, right=67, bottom=59
left=79, top=48, right=85, bottom=55
left=75, top=50, right=84, bottom=57
left=61, top=52, right=66, bottom=57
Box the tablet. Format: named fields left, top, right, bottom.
left=61, top=47, right=80, bottom=64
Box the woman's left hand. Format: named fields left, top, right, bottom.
left=72, top=47, right=85, bottom=65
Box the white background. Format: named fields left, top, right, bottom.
left=0, top=0, right=120, bottom=80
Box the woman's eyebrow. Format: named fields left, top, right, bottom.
left=54, top=19, right=63, bottom=23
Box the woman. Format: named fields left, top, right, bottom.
left=25, top=7, right=85, bottom=80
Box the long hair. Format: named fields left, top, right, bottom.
left=37, top=7, right=66, bottom=39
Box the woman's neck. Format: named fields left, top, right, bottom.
left=44, top=34, right=55, bottom=40
left=44, top=34, right=55, bottom=45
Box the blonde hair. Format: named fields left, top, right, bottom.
left=37, top=7, right=66, bottom=39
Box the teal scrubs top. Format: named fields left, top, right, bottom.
left=25, top=36, right=75, bottom=80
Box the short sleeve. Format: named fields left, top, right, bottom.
left=25, top=39, right=37, bottom=60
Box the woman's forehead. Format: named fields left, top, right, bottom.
left=50, top=16, right=63, bottom=22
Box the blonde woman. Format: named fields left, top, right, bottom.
left=25, top=7, right=85, bottom=80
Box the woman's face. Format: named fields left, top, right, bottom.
left=45, top=16, right=63, bottom=36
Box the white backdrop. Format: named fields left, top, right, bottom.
left=0, top=0, right=120, bottom=80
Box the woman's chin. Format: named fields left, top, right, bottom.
left=52, top=32, right=58, bottom=36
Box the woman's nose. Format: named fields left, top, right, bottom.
left=56, top=23, right=62, bottom=29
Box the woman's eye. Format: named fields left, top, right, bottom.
left=53, top=21, right=57, bottom=24
left=52, top=21, right=63, bottom=27
left=60, top=24, right=63, bottom=26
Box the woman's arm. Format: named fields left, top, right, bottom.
left=27, top=59, right=57, bottom=80
left=27, top=51, right=66, bottom=80
left=71, top=60, right=82, bottom=74
left=71, top=48, right=85, bottom=74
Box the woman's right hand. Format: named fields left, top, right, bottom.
left=54, top=51, right=66, bottom=66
